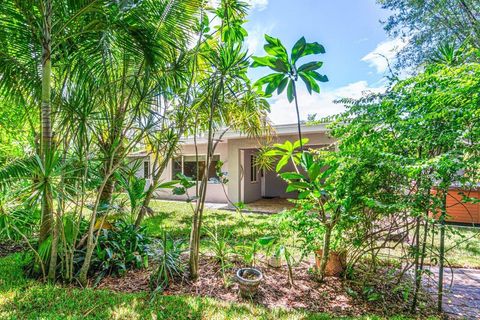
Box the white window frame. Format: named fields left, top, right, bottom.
left=172, top=154, right=220, bottom=182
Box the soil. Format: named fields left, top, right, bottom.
left=98, top=255, right=440, bottom=318
left=0, top=240, right=26, bottom=258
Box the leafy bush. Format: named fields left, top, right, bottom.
left=85, top=220, right=150, bottom=281
left=0, top=207, right=39, bottom=241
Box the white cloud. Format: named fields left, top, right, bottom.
left=246, top=0, right=268, bottom=11
left=267, top=81, right=386, bottom=124
left=246, top=23, right=275, bottom=55
left=361, top=38, right=407, bottom=73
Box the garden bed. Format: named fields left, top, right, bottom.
left=98, top=255, right=440, bottom=318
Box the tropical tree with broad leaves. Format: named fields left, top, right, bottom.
left=251, top=35, right=328, bottom=149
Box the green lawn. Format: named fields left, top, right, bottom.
left=144, top=200, right=275, bottom=245
left=145, top=200, right=480, bottom=268
left=0, top=254, right=436, bottom=320
left=2, top=199, right=472, bottom=319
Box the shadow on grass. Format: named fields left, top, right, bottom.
left=143, top=201, right=276, bottom=248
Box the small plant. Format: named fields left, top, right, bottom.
left=81, top=219, right=150, bottom=283
left=206, top=224, right=233, bottom=286
left=257, top=234, right=296, bottom=286
left=149, top=231, right=185, bottom=295
left=0, top=190, right=39, bottom=241
left=235, top=242, right=257, bottom=267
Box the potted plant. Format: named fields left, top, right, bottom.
left=314, top=249, right=346, bottom=277
left=264, top=139, right=351, bottom=280
left=236, top=267, right=263, bottom=298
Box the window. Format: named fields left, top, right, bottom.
left=250, top=154, right=258, bottom=183
left=143, top=161, right=150, bottom=179
left=172, top=155, right=220, bottom=181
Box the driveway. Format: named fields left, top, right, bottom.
left=423, top=267, right=480, bottom=319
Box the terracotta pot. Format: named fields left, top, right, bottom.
left=236, top=267, right=263, bottom=298
left=314, top=249, right=346, bottom=277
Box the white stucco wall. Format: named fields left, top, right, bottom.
left=153, top=142, right=230, bottom=203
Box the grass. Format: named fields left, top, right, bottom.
left=144, top=200, right=480, bottom=268
left=2, top=199, right=475, bottom=319
left=0, top=254, right=434, bottom=320
left=144, top=200, right=276, bottom=249
left=378, top=224, right=480, bottom=269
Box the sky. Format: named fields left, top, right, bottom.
left=243, top=0, right=404, bottom=124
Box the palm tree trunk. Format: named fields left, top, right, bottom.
left=292, top=81, right=303, bottom=150
left=39, top=0, right=53, bottom=245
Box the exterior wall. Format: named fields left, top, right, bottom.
left=263, top=160, right=297, bottom=198
left=128, top=155, right=152, bottom=189
left=154, top=142, right=230, bottom=203
left=143, top=128, right=335, bottom=204
left=445, top=188, right=480, bottom=224
left=227, top=131, right=336, bottom=203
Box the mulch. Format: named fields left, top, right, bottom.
left=98, top=255, right=441, bottom=318
left=0, top=240, right=26, bottom=258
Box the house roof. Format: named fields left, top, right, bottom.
left=127, top=123, right=330, bottom=157
left=180, top=122, right=330, bottom=144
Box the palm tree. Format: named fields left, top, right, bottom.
left=186, top=0, right=273, bottom=279
left=251, top=35, right=328, bottom=149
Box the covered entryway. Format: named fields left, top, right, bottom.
left=238, top=148, right=297, bottom=204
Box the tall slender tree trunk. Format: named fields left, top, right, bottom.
left=189, top=87, right=218, bottom=280
left=135, top=143, right=177, bottom=227
left=39, top=0, right=54, bottom=246
left=292, top=81, right=303, bottom=150
left=438, top=190, right=447, bottom=312
left=318, top=224, right=332, bottom=281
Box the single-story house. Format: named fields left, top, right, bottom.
left=134, top=123, right=335, bottom=205
left=131, top=123, right=479, bottom=225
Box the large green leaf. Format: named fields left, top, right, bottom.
left=307, top=162, right=322, bottom=181
left=293, top=138, right=309, bottom=149
left=254, top=73, right=283, bottom=87
left=265, top=73, right=286, bottom=95
left=277, top=77, right=289, bottom=94
left=276, top=155, right=290, bottom=172
left=304, top=42, right=326, bottom=56
left=291, top=37, right=306, bottom=63
left=286, top=181, right=310, bottom=192
left=298, top=61, right=323, bottom=72
left=279, top=172, right=305, bottom=180
left=287, top=80, right=294, bottom=103
left=251, top=56, right=276, bottom=68
left=272, top=58, right=289, bottom=73
left=264, top=34, right=288, bottom=59
left=299, top=72, right=320, bottom=94
left=305, top=70, right=329, bottom=82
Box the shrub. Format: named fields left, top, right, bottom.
left=85, top=220, right=150, bottom=281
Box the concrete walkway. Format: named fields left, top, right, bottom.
left=423, top=267, right=480, bottom=319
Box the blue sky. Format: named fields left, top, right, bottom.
left=243, top=0, right=404, bottom=124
